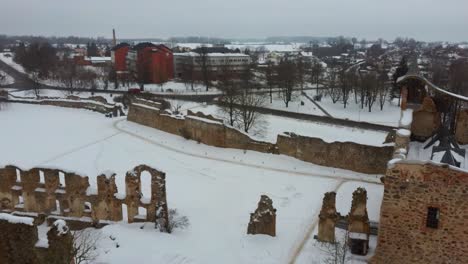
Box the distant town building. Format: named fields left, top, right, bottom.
left=111, top=43, right=130, bottom=75
left=173, top=52, right=251, bottom=79
left=126, top=42, right=174, bottom=84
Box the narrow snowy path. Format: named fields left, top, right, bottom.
left=114, top=119, right=382, bottom=184
left=287, top=180, right=346, bottom=263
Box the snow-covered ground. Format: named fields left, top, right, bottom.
left=408, top=140, right=468, bottom=170
left=0, top=103, right=384, bottom=264
left=0, top=70, right=14, bottom=86
left=173, top=101, right=389, bottom=146
left=141, top=81, right=221, bottom=95
left=0, top=52, right=26, bottom=73
left=305, top=90, right=402, bottom=127
left=8, top=88, right=120, bottom=104
left=257, top=90, right=326, bottom=117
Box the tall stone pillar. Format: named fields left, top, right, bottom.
left=317, top=192, right=339, bottom=242
left=348, top=187, right=370, bottom=250
left=247, top=195, right=276, bottom=237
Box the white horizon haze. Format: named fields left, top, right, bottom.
left=1, top=0, right=467, bottom=42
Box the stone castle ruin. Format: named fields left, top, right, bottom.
left=371, top=162, right=468, bottom=263
left=317, top=188, right=371, bottom=256
left=0, top=164, right=169, bottom=231
left=247, top=195, right=276, bottom=237
left=0, top=214, right=73, bottom=264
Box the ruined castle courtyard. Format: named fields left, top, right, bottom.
left=0, top=103, right=385, bottom=264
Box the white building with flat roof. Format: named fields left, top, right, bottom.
left=173, top=52, right=251, bottom=79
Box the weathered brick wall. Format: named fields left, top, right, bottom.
left=277, top=133, right=393, bottom=174
left=0, top=215, right=38, bottom=264
left=371, top=162, right=468, bottom=264
left=456, top=109, right=468, bottom=144
left=410, top=97, right=441, bottom=141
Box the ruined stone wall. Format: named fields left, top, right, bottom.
left=128, top=103, right=275, bottom=153
left=0, top=215, right=38, bottom=264
left=7, top=92, right=125, bottom=116
left=456, top=109, right=468, bottom=144
left=277, top=133, right=393, bottom=174
left=371, top=162, right=468, bottom=264
left=410, top=97, right=441, bottom=141
left=0, top=215, right=73, bottom=264
left=129, top=103, right=393, bottom=174
left=0, top=164, right=168, bottom=228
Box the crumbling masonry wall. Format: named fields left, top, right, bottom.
left=0, top=215, right=73, bottom=264
left=0, top=164, right=168, bottom=229
left=128, top=102, right=276, bottom=153
left=317, top=192, right=339, bottom=242
left=455, top=109, right=468, bottom=144
left=371, top=162, right=468, bottom=264
left=128, top=103, right=394, bottom=174
left=277, top=133, right=393, bottom=174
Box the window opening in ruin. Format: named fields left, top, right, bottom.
left=138, top=206, right=147, bottom=217
left=84, top=202, right=92, bottom=213
left=16, top=168, right=21, bottom=182
left=121, top=204, right=128, bottom=222
left=140, top=171, right=152, bottom=199
left=426, top=207, right=440, bottom=229
left=59, top=172, right=66, bottom=187
left=16, top=195, right=24, bottom=209
left=53, top=199, right=61, bottom=214
left=39, top=170, right=45, bottom=184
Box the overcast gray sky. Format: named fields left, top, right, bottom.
left=2, top=0, right=468, bottom=42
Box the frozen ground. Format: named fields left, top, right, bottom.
left=0, top=52, right=26, bottom=73
left=141, top=81, right=222, bottom=95
left=257, top=91, right=326, bottom=117
left=173, top=101, right=389, bottom=146
left=0, top=70, right=14, bottom=86
left=0, top=103, right=384, bottom=264
left=408, top=140, right=468, bottom=170
left=305, top=90, right=402, bottom=127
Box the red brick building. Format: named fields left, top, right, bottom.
left=126, top=42, right=174, bottom=84
left=111, top=43, right=130, bottom=74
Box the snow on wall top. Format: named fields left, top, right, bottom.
left=0, top=213, right=34, bottom=226
left=397, top=74, right=468, bottom=102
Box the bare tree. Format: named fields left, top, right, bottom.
left=198, top=46, right=211, bottom=91
left=338, top=63, right=351, bottom=108
left=296, top=54, right=308, bottom=90
left=318, top=230, right=350, bottom=264
left=265, top=60, right=276, bottom=103
left=236, top=88, right=266, bottom=133
left=167, top=208, right=190, bottom=233
left=327, top=66, right=341, bottom=104
left=311, top=60, right=324, bottom=93
left=277, top=57, right=296, bottom=107
left=72, top=229, right=102, bottom=264
left=360, top=71, right=379, bottom=112
left=218, top=63, right=239, bottom=126
left=181, top=58, right=196, bottom=90
left=377, top=68, right=390, bottom=111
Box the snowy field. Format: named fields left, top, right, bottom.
left=257, top=90, right=326, bottom=117
left=172, top=100, right=390, bottom=146
left=305, top=90, right=402, bottom=127
left=0, top=52, right=26, bottom=73
left=0, top=103, right=384, bottom=264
